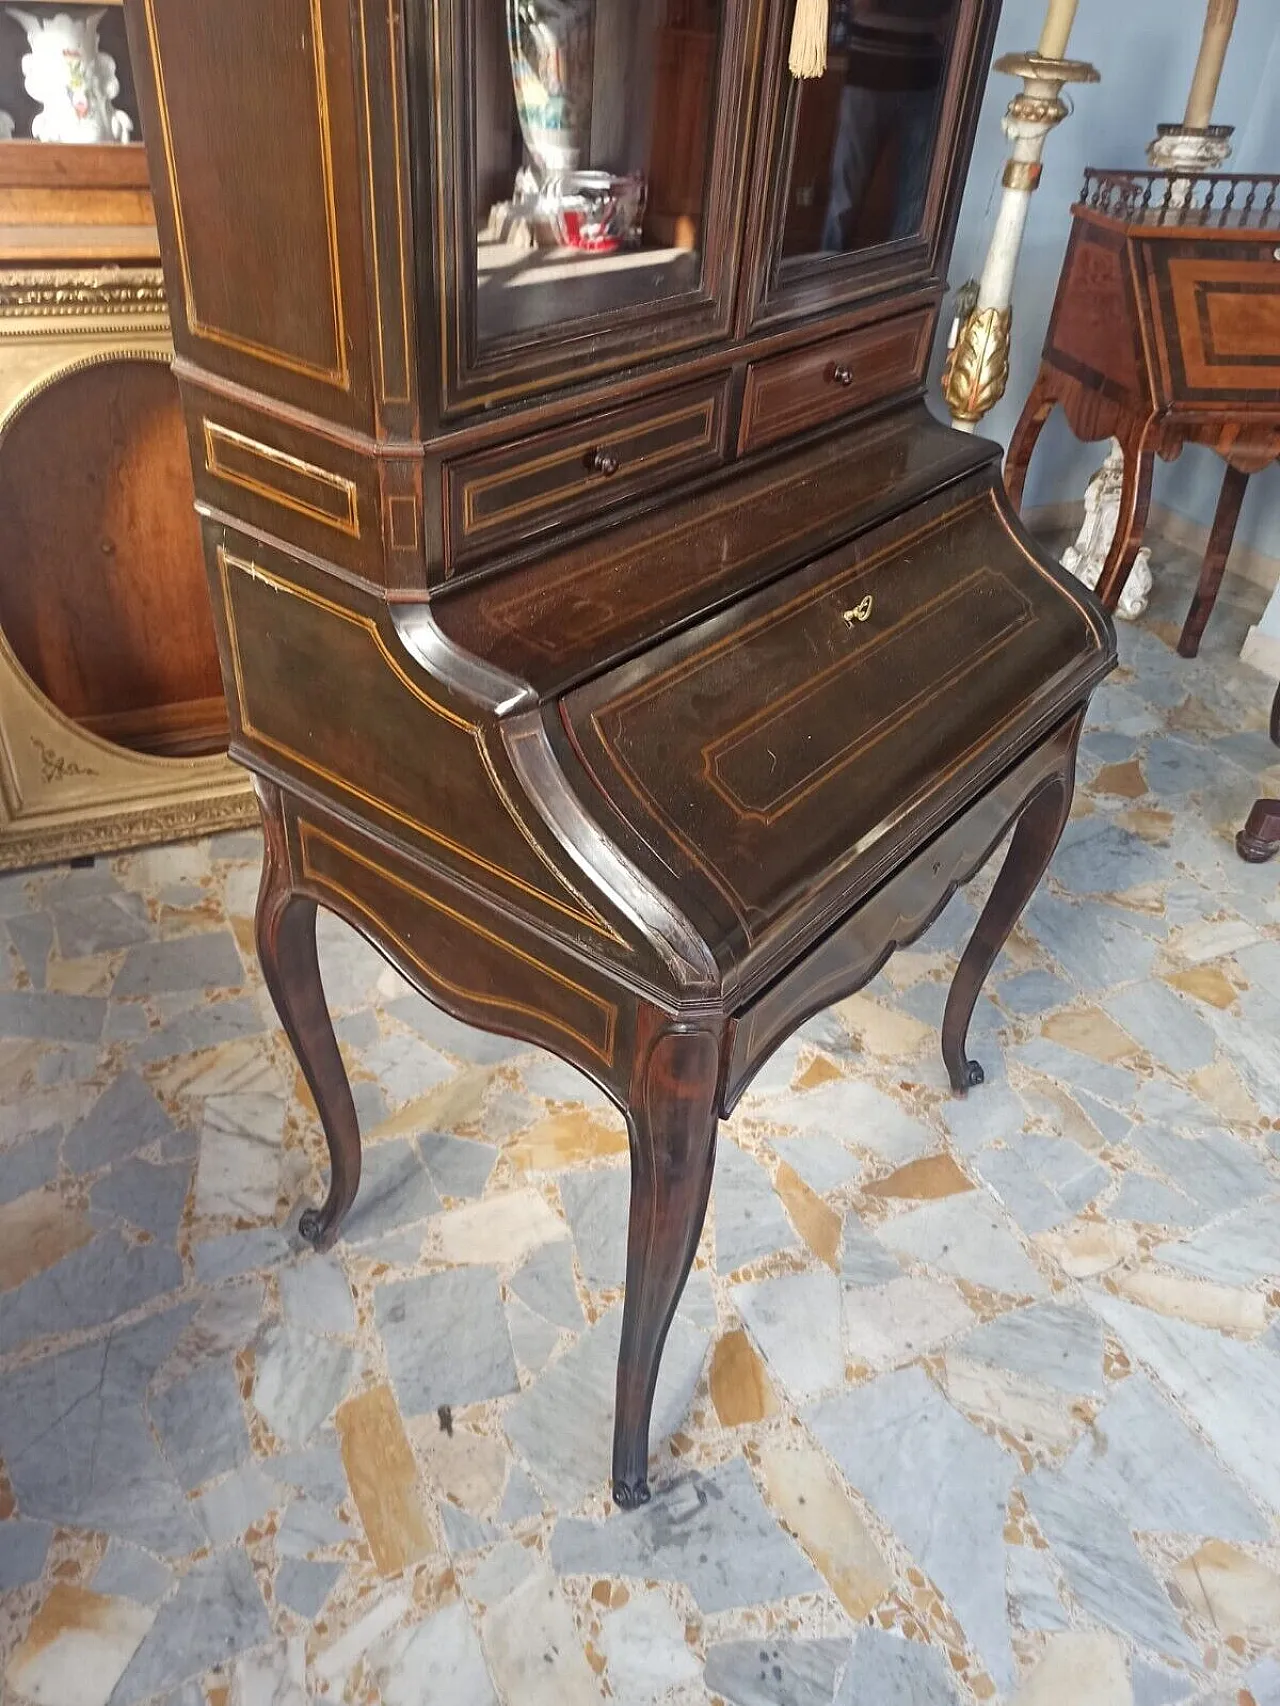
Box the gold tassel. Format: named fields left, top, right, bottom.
left=788, top=0, right=828, bottom=78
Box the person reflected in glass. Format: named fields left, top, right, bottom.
left=821, top=0, right=954, bottom=252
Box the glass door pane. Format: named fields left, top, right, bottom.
left=472, top=0, right=724, bottom=348
left=783, top=0, right=960, bottom=263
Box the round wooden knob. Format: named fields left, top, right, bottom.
left=831, top=364, right=854, bottom=387
left=587, top=447, right=621, bottom=477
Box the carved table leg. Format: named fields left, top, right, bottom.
left=254, top=781, right=361, bottom=1250
left=1094, top=429, right=1155, bottom=612
left=1236, top=680, right=1280, bottom=862
left=1178, top=463, right=1249, bottom=658
left=1237, top=799, right=1280, bottom=863
left=612, top=1022, right=721, bottom=1510
left=1004, top=365, right=1060, bottom=512
left=941, top=754, right=1077, bottom=1093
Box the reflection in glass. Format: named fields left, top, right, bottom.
left=473, top=0, right=720, bottom=345
left=781, top=0, right=958, bottom=262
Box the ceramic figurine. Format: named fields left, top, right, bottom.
left=6, top=8, right=134, bottom=143
left=1061, top=439, right=1154, bottom=621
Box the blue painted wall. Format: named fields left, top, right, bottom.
left=930, top=0, right=1280, bottom=555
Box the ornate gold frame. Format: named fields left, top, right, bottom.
left=0, top=267, right=256, bottom=870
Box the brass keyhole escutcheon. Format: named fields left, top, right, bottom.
left=842, top=595, right=874, bottom=626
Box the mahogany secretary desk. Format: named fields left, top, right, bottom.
left=125, top=0, right=1114, bottom=1507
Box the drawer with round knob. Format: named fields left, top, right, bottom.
left=738, top=308, right=935, bottom=455
left=443, top=376, right=730, bottom=575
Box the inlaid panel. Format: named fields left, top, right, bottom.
left=133, top=0, right=369, bottom=417
left=564, top=484, right=1109, bottom=959
left=1148, top=243, right=1280, bottom=401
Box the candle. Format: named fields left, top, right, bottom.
left=1184, top=0, right=1238, bottom=129
left=1037, top=0, right=1078, bottom=61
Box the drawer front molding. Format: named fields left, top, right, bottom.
left=739, top=309, right=934, bottom=454
left=444, top=379, right=729, bottom=572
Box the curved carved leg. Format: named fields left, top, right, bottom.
left=1178, top=463, right=1249, bottom=658
left=612, top=1021, right=722, bottom=1510
left=1094, top=431, right=1155, bottom=612
left=941, top=743, right=1078, bottom=1094
left=254, top=780, right=361, bottom=1251
left=1237, top=798, right=1280, bottom=864
left=1004, top=366, right=1060, bottom=513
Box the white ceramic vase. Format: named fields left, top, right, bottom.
left=6, top=8, right=134, bottom=143
left=0, top=109, right=14, bottom=140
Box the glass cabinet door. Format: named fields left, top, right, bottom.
left=742, top=0, right=992, bottom=328
left=426, top=0, right=759, bottom=413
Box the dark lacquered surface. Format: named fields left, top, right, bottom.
left=127, top=0, right=1115, bottom=1506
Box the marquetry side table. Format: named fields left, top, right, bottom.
left=1006, top=167, right=1280, bottom=655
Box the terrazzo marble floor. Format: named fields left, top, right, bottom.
left=2, top=546, right=1280, bottom=1706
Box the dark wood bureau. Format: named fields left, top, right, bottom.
left=125, top=0, right=1114, bottom=1507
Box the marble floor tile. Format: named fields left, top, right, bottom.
left=91, top=1540, right=173, bottom=1605
left=336, top=1384, right=434, bottom=1575
left=810, top=1366, right=1018, bottom=1690
left=877, top=1192, right=1047, bottom=1299
left=275, top=1556, right=342, bottom=1619
left=196, top=1462, right=279, bottom=1547
left=1023, top=1462, right=1198, bottom=1662
left=552, top=1459, right=822, bottom=1613
left=151, top=1359, right=251, bottom=1490
left=277, top=1254, right=357, bottom=1335
left=0, top=1230, right=182, bottom=1354
left=957, top=1302, right=1105, bottom=1396
left=1010, top=1631, right=1131, bottom=1706
left=704, top=1638, right=847, bottom=1706
left=112, top=930, right=244, bottom=998
left=5, top=1583, right=155, bottom=1706
left=1006, top=1543, right=1069, bottom=1634
left=343, top=1135, right=443, bottom=1243
left=378, top=1267, right=518, bottom=1417
left=0, top=1122, right=61, bottom=1204
left=714, top=1138, right=799, bottom=1273
left=90, top=1157, right=192, bottom=1243
left=0, top=1517, right=51, bottom=1591
left=1154, top=1197, right=1280, bottom=1286
left=375, top=1599, right=497, bottom=1706
left=757, top=1433, right=892, bottom=1619
left=508, top=1238, right=583, bottom=1329
left=109, top=1548, right=271, bottom=1704
left=835, top=1627, right=961, bottom=1705
left=63, top=1071, right=177, bottom=1174
left=734, top=1270, right=844, bottom=1402
left=253, top=1322, right=356, bottom=1447
left=1067, top=1370, right=1267, bottom=1541
left=505, top=1303, right=706, bottom=1508
left=1089, top=1293, right=1280, bottom=1513
left=481, top=1568, right=598, bottom=1706
left=842, top=1274, right=974, bottom=1369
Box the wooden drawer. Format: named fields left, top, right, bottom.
left=444, top=377, right=730, bottom=572
left=738, top=308, right=934, bottom=455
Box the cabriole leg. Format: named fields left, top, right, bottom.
left=253, top=780, right=361, bottom=1250
left=941, top=757, right=1076, bottom=1094
left=612, top=1023, right=721, bottom=1510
